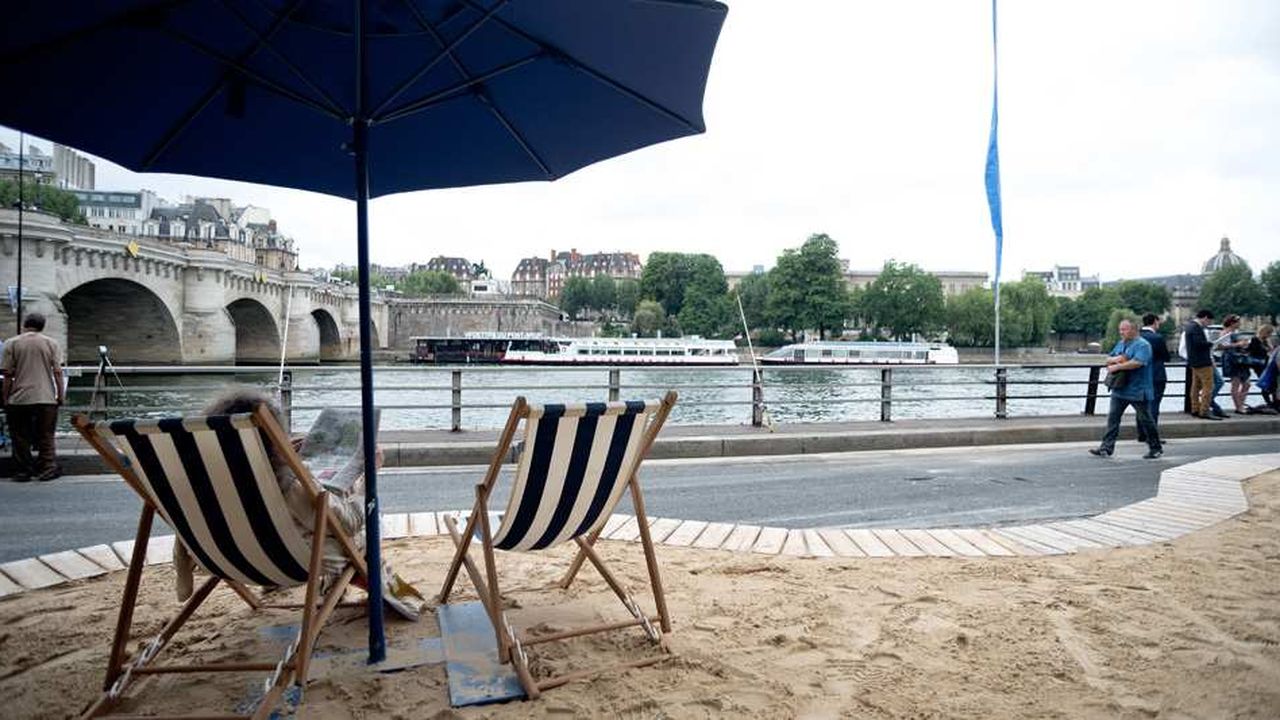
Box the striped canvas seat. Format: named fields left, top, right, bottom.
left=492, top=400, right=656, bottom=552
left=93, top=414, right=313, bottom=588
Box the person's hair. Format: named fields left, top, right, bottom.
left=1195, top=309, right=1213, bottom=320
left=1222, top=314, right=1241, bottom=328
left=1142, top=313, right=1159, bottom=326
left=202, top=387, right=287, bottom=471
left=1258, top=324, right=1274, bottom=339
left=22, top=313, right=46, bottom=331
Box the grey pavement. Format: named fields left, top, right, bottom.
left=1, top=434, right=1275, bottom=563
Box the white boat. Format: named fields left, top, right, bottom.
left=760, top=341, right=959, bottom=365
left=502, top=336, right=740, bottom=366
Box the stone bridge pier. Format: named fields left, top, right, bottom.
left=1, top=210, right=386, bottom=365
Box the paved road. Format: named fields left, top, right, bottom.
left=1, top=435, right=1275, bottom=563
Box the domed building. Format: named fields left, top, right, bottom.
left=1202, top=236, right=1249, bottom=275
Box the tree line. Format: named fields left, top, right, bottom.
left=558, top=233, right=1280, bottom=346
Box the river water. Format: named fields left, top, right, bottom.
left=65, top=363, right=1194, bottom=432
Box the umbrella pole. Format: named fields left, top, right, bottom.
left=354, top=117, right=386, bottom=664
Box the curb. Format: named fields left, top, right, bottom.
left=2, top=453, right=1276, bottom=599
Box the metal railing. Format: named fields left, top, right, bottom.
left=56, top=361, right=1265, bottom=433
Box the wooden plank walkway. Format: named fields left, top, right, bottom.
left=0, top=453, right=1275, bottom=599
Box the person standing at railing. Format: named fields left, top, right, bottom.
left=1216, top=314, right=1252, bottom=414
left=1182, top=310, right=1218, bottom=420
left=1137, top=313, right=1169, bottom=446
left=1091, top=319, right=1162, bottom=459
left=2, top=313, right=65, bottom=482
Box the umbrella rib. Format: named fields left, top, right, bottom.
left=215, top=0, right=350, bottom=118
left=455, top=0, right=703, bottom=133
left=376, top=54, right=540, bottom=124
left=140, top=0, right=327, bottom=170
left=369, top=0, right=511, bottom=120
left=395, top=0, right=554, bottom=178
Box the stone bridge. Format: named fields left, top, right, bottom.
left=0, top=209, right=387, bottom=364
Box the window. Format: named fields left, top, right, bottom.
left=821, top=349, right=833, bottom=357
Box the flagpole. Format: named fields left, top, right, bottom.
left=984, top=0, right=1004, bottom=367
left=15, top=131, right=25, bottom=335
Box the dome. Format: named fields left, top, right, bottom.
left=1202, top=236, right=1248, bottom=274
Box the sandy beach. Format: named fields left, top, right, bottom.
left=3, top=471, right=1279, bottom=719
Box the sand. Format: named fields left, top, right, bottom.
left=3, top=472, right=1280, bottom=719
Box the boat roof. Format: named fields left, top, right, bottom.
left=777, top=341, right=948, bottom=349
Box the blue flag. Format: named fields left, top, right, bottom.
left=984, top=0, right=1002, bottom=295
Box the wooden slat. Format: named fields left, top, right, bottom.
left=1049, top=519, right=1149, bottom=547
left=408, top=512, right=439, bottom=536
left=1029, top=524, right=1111, bottom=550
left=751, top=527, right=787, bottom=555
left=998, top=525, right=1081, bottom=553
left=989, top=528, right=1066, bottom=555
left=816, top=528, right=865, bottom=557
left=607, top=516, right=641, bottom=542
left=0, top=558, right=64, bottom=589
left=1089, top=515, right=1179, bottom=540
left=663, top=520, right=708, bottom=548
left=600, top=513, right=631, bottom=539
left=925, top=528, right=987, bottom=557
left=647, top=518, right=682, bottom=544
left=844, top=529, right=896, bottom=558
left=720, top=525, right=762, bottom=552
left=976, top=529, right=1045, bottom=556
left=871, top=529, right=926, bottom=557
left=1142, top=499, right=1235, bottom=523
left=381, top=513, right=410, bottom=540
left=39, top=550, right=108, bottom=580
left=802, top=529, right=834, bottom=558
left=897, top=529, right=955, bottom=557
left=1101, top=507, right=1200, bottom=533
left=0, top=570, right=25, bottom=597
left=78, top=544, right=126, bottom=571
left=1155, top=487, right=1247, bottom=509
left=691, top=522, right=735, bottom=550
left=780, top=530, right=808, bottom=556
left=951, top=528, right=1013, bottom=556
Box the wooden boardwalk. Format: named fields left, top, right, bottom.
left=2, top=453, right=1277, bottom=596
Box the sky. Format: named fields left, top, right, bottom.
left=3, top=0, right=1278, bottom=282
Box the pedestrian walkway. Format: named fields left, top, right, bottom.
left=2, top=453, right=1276, bottom=597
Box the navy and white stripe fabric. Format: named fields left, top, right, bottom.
left=492, top=400, right=656, bottom=552
left=93, top=414, right=312, bottom=588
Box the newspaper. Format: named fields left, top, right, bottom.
left=297, top=408, right=380, bottom=493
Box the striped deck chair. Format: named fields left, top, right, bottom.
left=71, top=405, right=368, bottom=720
left=438, top=391, right=677, bottom=699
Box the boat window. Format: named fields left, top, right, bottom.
left=793, top=349, right=805, bottom=361
left=691, top=348, right=706, bottom=356
left=821, top=349, right=833, bottom=358
left=624, top=349, right=638, bottom=355
left=607, top=349, right=621, bottom=355
left=848, top=350, right=859, bottom=358
left=578, top=348, right=590, bottom=355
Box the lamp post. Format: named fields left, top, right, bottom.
left=14, top=130, right=25, bottom=336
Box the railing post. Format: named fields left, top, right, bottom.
left=1181, top=364, right=1192, bottom=414
left=451, top=369, right=462, bottom=432
left=879, top=368, right=892, bottom=422
left=608, top=368, right=621, bottom=402
left=751, top=368, right=764, bottom=427
left=994, top=366, right=1008, bottom=419
left=1083, top=366, right=1101, bottom=416
left=280, top=369, right=293, bottom=433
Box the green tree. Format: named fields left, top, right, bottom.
left=1113, top=280, right=1172, bottom=317
left=858, top=260, right=945, bottom=340
left=399, top=270, right=461, bottom=295
left=766, top=234, right=850, bottom=339
left=559, top=276, right=592, bottom=320
left=1001, top=278, right=1056, bottom=346
left=331, top=267, right=394, bottom=288
left=589, top=274, right=617, bottom=314
left=639, top=252, right=688, bottom=317
left=631, top=300, right=667, bottom=337
left=615, top=279, right=641, bottom=319
left=1198, top=264, right=1266, bottom=318
left=1053, top=286, right=1122, bottom=336
left=1259, top=261, right=1280, bottom=324
left=945, top=287, right=995, bottom=347
left=0, top=179, right=86, bottom=224
left=732, top=273, right=771, bottom=332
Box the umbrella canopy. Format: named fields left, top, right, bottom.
left=0, top=0, right=727, bottom=663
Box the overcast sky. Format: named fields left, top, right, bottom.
left=4, top=0, right=1278, bottom=282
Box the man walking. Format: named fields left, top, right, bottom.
left=2, top=313, right=65, bottom=482
left=1091, top=319, right=1162, bottom=459
left=1183, top=310, right=1218, bottom=420
left=1137, top=313, right=1169, bottom=444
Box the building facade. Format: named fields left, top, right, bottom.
left=1022, top=265, right=1101, bottom=298
left=511, top=248, right=643, bottom=300
left=425, top=256, right=475, bottom=282
left=52, top=143, right=95, bottom=190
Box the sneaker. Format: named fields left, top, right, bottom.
left=1089, top=448, right=1112, bottom=457
left=33, top=467, right=62, bottom=482
left=11, top=473, right=32, bottom=483
left=1143, top=449, right=1163, bottom=460
left=1200, top=413, right=1223, bottom=421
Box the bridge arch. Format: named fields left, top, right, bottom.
left=61, top=278, right=182, bottom=364
left=311, top=309, right=343, bottom=361
left=226, top=298, right=281, bottom=364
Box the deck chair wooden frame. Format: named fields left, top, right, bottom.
left=438, top=391, right=677, bottom=699
left=71, top=405, right=369, bottom=720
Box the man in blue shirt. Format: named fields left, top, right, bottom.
left=1091, top=319, right=1162, bottom=459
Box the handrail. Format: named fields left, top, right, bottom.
left=61, top=361, right=1259, bottom=432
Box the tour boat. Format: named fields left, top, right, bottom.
left=759, top=341, right=959, bottom=365
left=411, top=333, right=741, bottom=365
left=502, top=336, right=740, bottom=366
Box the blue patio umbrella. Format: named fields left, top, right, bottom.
left=0, top=0, right=727, bottom=661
